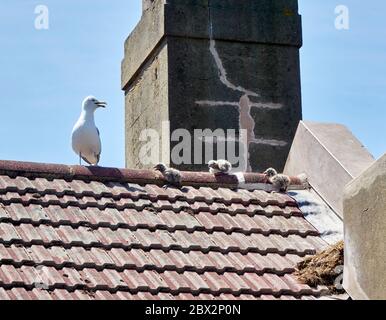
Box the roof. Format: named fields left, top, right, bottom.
left=0, top=160, right=330, bottom=300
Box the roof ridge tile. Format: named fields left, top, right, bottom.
left=0, top=160, right=306, bottom=190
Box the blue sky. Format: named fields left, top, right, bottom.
left=0, top=0, right=385, bottom=168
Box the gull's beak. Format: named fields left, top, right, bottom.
left=96, top=101, right=107, bottom=108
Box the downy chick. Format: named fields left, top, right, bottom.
left=263, top=168, right=278, bottom=178
left=264, top=167, right=291, bottom=192
left=208, top=160, right=232, bottom=175
left=154, top=163, right=182, bottom=188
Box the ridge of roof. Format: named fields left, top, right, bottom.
left=0, top=160, right=306, bottom=190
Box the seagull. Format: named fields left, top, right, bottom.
left=264, top=168, right=278, bottom=178
left=208, top=160, right=232, bottom=175
left=263, top=168, right=291, bottom=192
left=270, top=174, right=291, bottom=192
left=71, top=96, right=107, bottom=166
left=154, top=163, right=182, bottom=188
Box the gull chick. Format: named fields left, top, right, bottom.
left=270, top=174, right=291, bottom=192
left=154, top=163, right=182, bottom=188
left=263, top=168, right=278, bottom=178
left=208, top=160, right=232, bottom=175
left=264, top=167, right=291, bottom=192
left=71, top=96, right=107, bottom=166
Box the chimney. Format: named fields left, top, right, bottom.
left=122, top=0, right=303, bottom=172
left=142, top=0, right=155, bottom=12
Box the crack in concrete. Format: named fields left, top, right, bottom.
left=193, top=1, right=287, bottom=171
left=196, top=100, right=283, bottom=110
left=209, top=39, right=260, bottom=98
left=196, top=101, right=239, bottom=107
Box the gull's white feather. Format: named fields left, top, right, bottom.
left=71, top=96, right=106, bottom=166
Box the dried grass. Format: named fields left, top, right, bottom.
left=295, top=241, right=345, bottom=293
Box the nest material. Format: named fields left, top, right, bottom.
left=295, top=241, right=345, bottom=294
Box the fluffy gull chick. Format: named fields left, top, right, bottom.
left=208, top=160, right=233, bottom=175
left=154, top=163, right=182, bottom=188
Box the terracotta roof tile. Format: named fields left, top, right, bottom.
left=0, top=160, right=328, bottom=300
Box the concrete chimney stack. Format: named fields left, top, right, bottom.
left=142, top=0, right=155, bottom=12
left=123, top=0, right=303, bottom=172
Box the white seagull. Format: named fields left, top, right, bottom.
left=71, top=96, right=107, bottom=166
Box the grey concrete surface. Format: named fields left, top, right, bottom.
left=123, top=0, right=303, bottom=171
left=289, top=190, right=343, bottom=245
left=143, top=0, right=156, bottom=12
left=343, top=153, right=386, bottom=300
left=284, top=121, right=374, bottom=218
